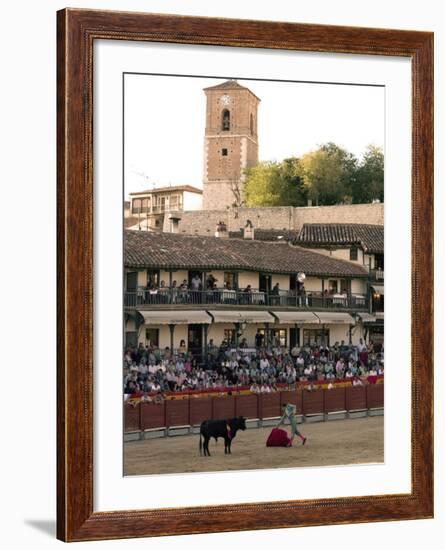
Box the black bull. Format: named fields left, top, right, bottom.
left=199, top=417, right=247, bottom=456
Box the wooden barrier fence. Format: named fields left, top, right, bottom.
left=125, top=384, right=384, bottom=433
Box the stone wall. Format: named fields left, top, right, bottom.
left=166, top=203, right=384, bottom=235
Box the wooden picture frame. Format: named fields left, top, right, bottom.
left=57, top=8, right=433, bottom=542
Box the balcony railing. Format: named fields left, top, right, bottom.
left=133, top=203, right=183, bottom=215
left=369, top=268, right=384, bottom=281
left=125, top=287, right=369, bottom=310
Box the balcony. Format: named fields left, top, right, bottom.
left=125, top=287, right=369, bottom=311
left=133, top=203, right=183, bottom=215
left=369, top=268, right=384, bottom=282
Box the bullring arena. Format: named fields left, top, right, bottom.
left=124, top=384, right=384, bottom=476
left=125, top=416, right=383, bottom=476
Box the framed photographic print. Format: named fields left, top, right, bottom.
left=57, top=9, right=433, bottom=542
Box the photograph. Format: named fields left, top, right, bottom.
left=123, top=74, right=385, bottom=476
left=52, top=6, right=434, bottom=542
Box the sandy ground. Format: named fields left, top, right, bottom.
left=124, top=416, right=383, bottom=476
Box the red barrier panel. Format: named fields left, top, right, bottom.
left=212, top=396, right=236, bottom=420
left=165, top=399, right=190, bottom=427
left=366, top=383, right=384, bottom=408
left=124, top=385, right=386, bottom=431
left=346, top=386, right=367, bottom=411
left=235, top=394, right=259, bottom=419
left=124, top=403, right=141, bottom=432
left=280, top=390, right=303, bottom=414
left=141, top=402, right=165, bottom=430
left=324, top=388, right=346, bottom=413
left=189, top=397, right=212, bottom=426
left=302, top=390, right=325, bottom=415
left=260, top=392, right=281, bottom=418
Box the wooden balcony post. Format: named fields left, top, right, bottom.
left=203, top=324, right=208, bottom=359
left=168, top=324, right=175, bottom=353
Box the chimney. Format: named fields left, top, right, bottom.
left=243, top=219, right=255, bottom=240
left=215, top=221, right=228, bottom=238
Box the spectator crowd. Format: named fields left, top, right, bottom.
left=123, top=338, right=384, bottom=395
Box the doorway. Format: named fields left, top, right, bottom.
left=188, top=324, right=203, bottom=358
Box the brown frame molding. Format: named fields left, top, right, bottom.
left=57, top=8, right=433, bottom=542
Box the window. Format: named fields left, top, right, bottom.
left=270, top=329, right=287, bottom=347
left=145, top=328, right=159, bottom=347
left=256, top=328, right=287, bottom=347
left=372, top=293, right=384, bottom=313
left=224, top=272, right=238, bottom=289
left=350, top=246, right=358, bottom=261
left=328, top=280, right=338, bottom=293
left=250, top=113, right=254, bottom=134
left=303, top=329, right=330, bottom=347
left=222, top=109, right=230, bottom=131
left=368, top=325, right=384, bottom=352
left=146, top=269, right=160, bottom=288
left=340, top=279, right=350, bottom=294
left=290, top=327, right=300, bottom=348
left=222, top=148, right=228, bottom=156
left=224, top=329, right=236, bottom=346
left=169, top=194, right=182, bottom=210
left=374, top=253, right=384, bottom=270
left=132, top=198, right=142, bottom=214
left=141, top=198, right=150, bottom=213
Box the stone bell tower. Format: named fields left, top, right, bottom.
left=202, top=80, right=260, bottom=210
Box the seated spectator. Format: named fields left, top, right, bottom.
left=178, top=339, right=187, bottom=354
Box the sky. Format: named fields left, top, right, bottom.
left=124, top=74, right=384, bottom=198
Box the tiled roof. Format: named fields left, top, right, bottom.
left=124, top=231, right=368, bottom=277
left=296, top=224, right=384, bottom=254
left=129, top=185, right=202, bottom=196
left=203, top=80, right=249, bottom=91
left=124, top=216, right=142, bottom=229
left=229, top=229, right=299, bottom=241
left=203, top=80, right=260, bottom=100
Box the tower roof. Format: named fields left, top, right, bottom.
left=203, top=79, right=260, bottom=100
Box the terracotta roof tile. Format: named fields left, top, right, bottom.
left=129, top=185, right=202, bottom=196
left=296, top=224, right=384, bottom=254
left=203, top=80, right=249, bottom=91
left=124, top=231, right=368, bottom=277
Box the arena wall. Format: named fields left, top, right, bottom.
left=124, top=383, right=384, bottom=434
left=166, top=203, right=384, bottom=236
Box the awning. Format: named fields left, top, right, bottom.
left=314, top=312, right=355, bottom=325
left=137, top=310, right=212, bottom=325
left=358, top=313, right=377, bottom=323
left=207, top=310, right=275, bottom=324
left=371, top=284, right=384, bottom=295
left=271, top=311, right=319, bottom=324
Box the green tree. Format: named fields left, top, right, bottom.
left=352, top=145, right=384, bottom=203
left=243, top=158, right=306, bottom=207
left=298, top=143, right=358, bottom=205
left=243, top=143, right=383, bottom=207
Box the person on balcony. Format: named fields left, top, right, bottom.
left=242, top=284, right=252, bottom=305
left=179, top=279, right=188, bottom=303
left=171, top=280, right=178, bottom=303
left=191, top=274, right=202, bottom=304
left=270, top=282, right=280, bottom=306
left=297, top=283, right=307, bottom=306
